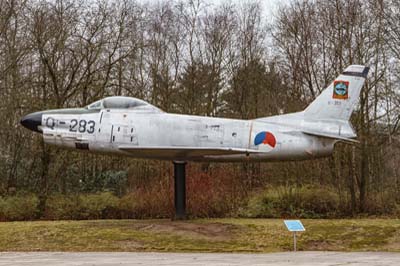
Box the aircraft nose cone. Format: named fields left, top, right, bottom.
left=20, top=112, right=43, bottom=133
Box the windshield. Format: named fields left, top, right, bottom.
left=87, top=100, right=103, bottom=110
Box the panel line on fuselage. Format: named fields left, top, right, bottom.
left=110, top=125, right=114, bottom=143
left=99, top=111, right=103, bottom=124
left=247, top=120, right=254, bottom=150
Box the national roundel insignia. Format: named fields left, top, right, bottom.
left=333, top=80, right=349, bottom=99
left=254, top=131, right=276, bottom=148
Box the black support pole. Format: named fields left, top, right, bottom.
left=173, top=161, right=187, bottom=220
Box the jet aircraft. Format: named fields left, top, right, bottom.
left=21, top=65, right=369, bottom=162
left=21, top=65, right=369, bottom=218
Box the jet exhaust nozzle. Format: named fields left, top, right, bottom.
left=20, top=112, right=43, bottom=133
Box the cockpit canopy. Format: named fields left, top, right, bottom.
left=86, top=96, right=162, bottom=112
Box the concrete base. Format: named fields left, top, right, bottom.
left=0, top=252, right=399, bottom=266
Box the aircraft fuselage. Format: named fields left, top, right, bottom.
left=37, top=108, right=334, bottom=162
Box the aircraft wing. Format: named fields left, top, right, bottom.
left=118, top=146, right=263, bottom=159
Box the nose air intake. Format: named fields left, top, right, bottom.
left=20, top=112, right=43, bottom=133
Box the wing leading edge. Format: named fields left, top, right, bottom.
left=118, top=146, right=263, bottom=159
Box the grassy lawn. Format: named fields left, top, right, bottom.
left=0, top=219, right=399, bottom=252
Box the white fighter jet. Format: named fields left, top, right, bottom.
left=21, top=64, right=369, bottom=219
left=21, top=65, right=369, bottom=162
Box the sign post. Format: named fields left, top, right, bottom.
left=284, top=220, right=305, bottom=251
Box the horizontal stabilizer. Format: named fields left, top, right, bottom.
left=302, top=130, right=359, bottom=143
left=118, top=146, right=263, bottom=159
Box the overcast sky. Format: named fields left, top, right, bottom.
left=260, top=0, right=291, bottom=21
left=137, top=0, right=292, bottom=23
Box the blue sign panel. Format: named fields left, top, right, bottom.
left=284, top=220, right=305, bottom=232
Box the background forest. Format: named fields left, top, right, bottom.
left=0, top=0, right=399, bottom=220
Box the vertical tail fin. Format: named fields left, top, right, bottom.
left=304, top=65, right=369, bottom=121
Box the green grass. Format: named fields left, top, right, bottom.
left=0, top=219, right=399, bottom=252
